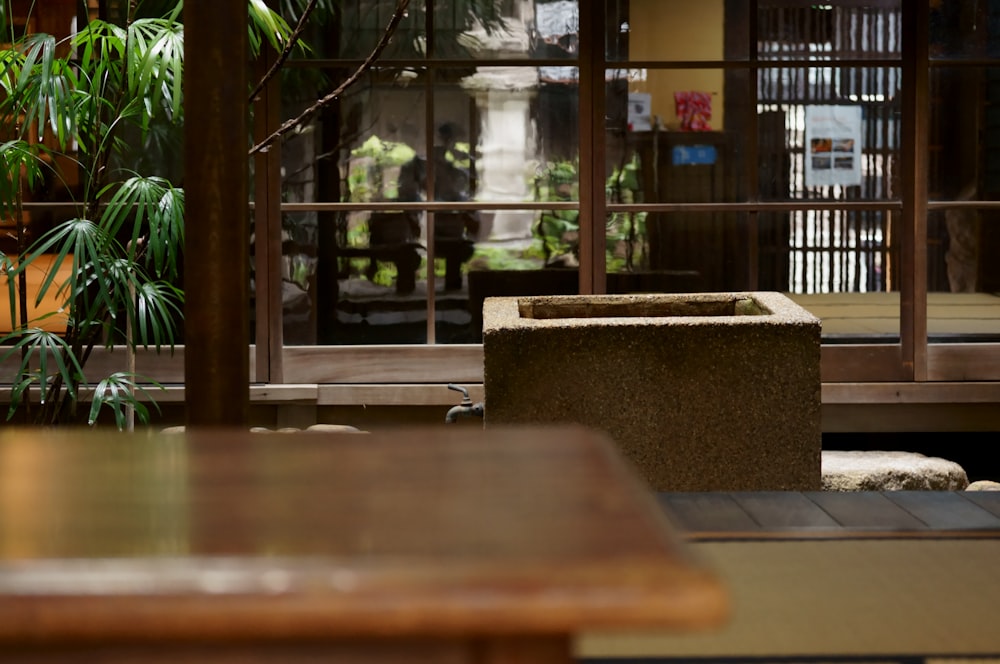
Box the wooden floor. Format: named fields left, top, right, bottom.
left=659, top=490, right=1000, bottom=540
left=580, top=493, right=1000, bottom=662
left=789, top=292, right=1000, bottom=340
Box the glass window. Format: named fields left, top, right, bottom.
left=278, top=51, right=581, bottom=345
left=930, top=0, right=1000, bottom=60
left=283, top=1, right=578, bottom=61
left=756, top=82, right=900, bottom=203
left=256, top=0, right=1000, bottom=381
left=612, top=0, right=729, bottom=62
left=926, top=206, right=1000, bottom=343
left=758, top=2, right=902, bottom=62
left=926, top=65, right=1000, bottom=345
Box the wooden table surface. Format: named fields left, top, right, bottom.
left=0, top=426, right=727, bottom=660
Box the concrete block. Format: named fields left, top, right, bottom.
left=483, top=292, right=822, bottom=491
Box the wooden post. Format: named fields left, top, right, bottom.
left=183, top=0, right=250, bottom=426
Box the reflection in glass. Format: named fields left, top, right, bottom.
left=925, top=66, right=1000, bottom=342
left=274, top=212, right=319, bottom=345
left=929, top=68, right=994, bottom=204
left=279, top=61, right=585, bottom=344
left=930, top=0, right=1000, bottom=60
left=604, top=211, right=748, bottom=293
left=927, top=207, right=1000, bottom=343
left=454, top=206, right=578, bottom=344
left=323, top=210, right=430, bottom=345
left=615, top=1, right=727, bottom=62
left=281, top=68, right=579, bottom=206
left=286, top=1, right=426, bottom=60
left=604, top=208, right=895, bottom=295
left=757, top=2, right=901, bottom=62
left=757, top=67, right=901, bottom=202
left=283, top=1, right=579, bottom=61
left=435, top=0, right=578, bottom=60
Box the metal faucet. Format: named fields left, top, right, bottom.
left=445, top=384, right=485, bottom=423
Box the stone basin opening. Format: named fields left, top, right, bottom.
left=517, top=295, right=770, bottom=320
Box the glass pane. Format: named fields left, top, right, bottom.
left=785, top=209, right=895, bottom=294
left=758, top=2, right=901, bottom=62
left=278, top=61, right=582, bottom=344
left=930, top=68, right=994, bottom=203
left=276, top=212, right=319, bottom=345
left=323, top=210, right=430, bottom=345
left=278, top=68, right=427, bottom=204
left=427, top=71, right=581, bottom=339
left=927, top=206, right=1000, bottom=343
left=281, top=68, right=579, bottom=206
left=438, top=209, right=567, bottom=344
left=284, top=1, right=579, bottom=61
left=927, top=67, right=1000, bottom=342
left=286, top=1, right=426, bottom=60
left=604, top=211, right=750, bottom=292
left=604, top=208, right=900, bottom=342
left=614, top=0, right=731, bottom=62
left=927, top=207, right=1000, bottom=343
left=607, top=68, right=745, bottom=205
left=930, top=0, right=1000, bottom=60
left=436, top=0, right=578, bottom=60
left=275, top=209, right=435, bottom=345
left=782, top=206, right=898, bottom=343
left=757, top=67, right=901, bottom=202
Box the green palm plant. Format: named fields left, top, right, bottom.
left=0, top=1, right=291, bottom=427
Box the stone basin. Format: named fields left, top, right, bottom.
left=482, top=292, right=822, bottom=491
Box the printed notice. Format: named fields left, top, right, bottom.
left=805, top=106, right=862, bottom=187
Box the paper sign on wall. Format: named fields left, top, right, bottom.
left=804, top=106, right=863, bottom=187
left=628, top=93, right=652, bottom=132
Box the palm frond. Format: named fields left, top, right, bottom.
left=1, top=252, right=16, bottom=333
left=0, top=327, right=83, bottom=414
left=130, top=279, right=183, bottom=350
left=18, top=218, right=118, bottom=319
left=0, top=48, right=24, bottom=103
left=88, top=372, right=163, bottom=428
left=127, top=18, right=184, bottom=125
left=13, top=33, right=80, bottom=149
left=249, top=0, right=295, bottom=56
left=99, top=176, right=184, bottom=280
left=0, top=139, right=43, bottom=217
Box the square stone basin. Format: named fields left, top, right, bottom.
left=482, top=292, right=822, bottom=491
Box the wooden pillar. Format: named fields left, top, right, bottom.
left=900, top=1, right=929, bottom=381
left=183, top=0, right=250, bottom=426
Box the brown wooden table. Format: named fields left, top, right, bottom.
left=0, top=426, right=728, bottom=663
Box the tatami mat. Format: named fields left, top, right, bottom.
left=578, top=538, right=1000, bottom=660
left=789, top=292, right=1000, bottom=339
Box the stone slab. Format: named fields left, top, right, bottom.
left=483, top=292, right=822, bottom=491
left=822, top=450, right=970, bottom=491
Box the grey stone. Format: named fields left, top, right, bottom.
left=161, top=425, right=367, bottom=434
left=483, top=292, right=822, bottom=491
left=967, top=480, right=1000, bottom=491
left=305, top=424, right=367, bottom=433
left=822, top=450, right=969, bottom=491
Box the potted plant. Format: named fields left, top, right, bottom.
left=0, top=1, right=291, bottom=427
